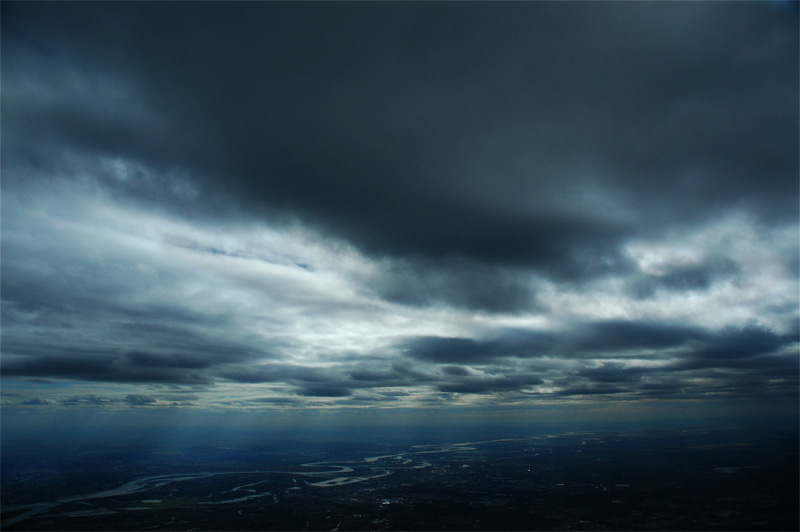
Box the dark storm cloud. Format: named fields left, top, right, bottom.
left=243, top=397, right=301, bottom=405
left=574, top=320, right=707, bottom=352
left=348, top=363, right=437, bottom=386
left=4, top=315, right=793, bottom=402
left=216, top=368, right=279, bottom=384
left=426, top=324, right=790, bottom=399
left=628, top=258, right=740, bottom=299
left=399, top=321, right=797, bottom=398
left=404, top=330, right=557, bottom=364
left=683, top=326, right=789, bottom=360
left=3, top=2, right=795, bottom=290
left=2, top=352, right=118, bottom=378
left=437, top=374, right=544, bottom=395
left=669, top=352, right=799, bottom=373
left=1, top=232, right=274, bottom=385
left=349, top=369, right=398, bottom=383
left=369, top=260, right=538, bottom=312
left=218, top=362, right=441, bottom=400
left=4, top=356, right=214, bottom=385
left=2, top=344, right=225, bottom=385
left=442, top=365, right=471, bottom=377
left=556, top=387, right=628, bottom=397
left=405, top=337, right=511, bottom=364
left=564, top=326, right=796, bottom=398
left=404, top=320, right=707, bottom=364
left=1, top=2, right=797, bottom=412
left=219, top=363, right=334, bottom=385
left=1, top=240, right=273, bottom=377
left=125, top=351, right=217, bottom=370
left=297, top=386, right=352, bottom=398
left=577, top=363, right=649, bottom=384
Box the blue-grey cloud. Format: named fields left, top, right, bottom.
left=3, top=2, right=795, bottom=284
left=577, top=363, right=649, bottom=384
left=555, top=387, right=628, bottom=397
left=124, top=394, right=158, bottom=405
left=404, top=331, right=557, bottom=364
left=20, top=398, right=55, bottom=406
left=437, top=375, right=544, bottom=395
left=574, top=320, right=707, bottom=352
left=243, top=397, right=302, bottom=405
left=683, top=326, right=790, bottom=360
left=628, top=258, right=740, bottom=299
left=0, top=2, right=796, bottom=415
left=62, top=395, right=118, bottom=406
left=370, top=260, right=539, bottom=313
left=297, top=386, right=352, bottom=398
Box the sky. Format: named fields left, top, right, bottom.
left=1, top=2, right=798, bottom=432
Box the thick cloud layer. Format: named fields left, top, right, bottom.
left=1, top=2, right=797, bottom=414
